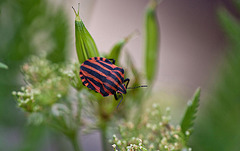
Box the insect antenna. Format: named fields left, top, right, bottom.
left=117, top=93, right=123, bottom=108
left=127, top=85, right=148, bottom=89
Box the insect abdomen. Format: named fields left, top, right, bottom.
left=80, top=57, right=125, bottom=97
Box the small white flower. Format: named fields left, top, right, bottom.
left=187, top=101, right=192, bottom=106
left=149, top=143, right=154, bottom=149
left=57, top=94, right=62, bottom=98
left=25, top=98, right=30, bottom=103
left=143, top=140, right=149, bottom=144
left=159, top=143, right=163, bottom=148
left=174, top=134, right=179, bottom=139
left=151, top=110, right=157, bottom=116
left=30, top=96, right=34, bottom=100
left=162, top=116, right=166, bottom=120
left=138, top=138, right=142, bottom=143
left=176, top=125, right=181, bottom=131
left=146, top=123, right=151, bottom=128
left=170, top=145, right=175, bottom=150
left=152, top=103, right=158, bottom=108
left=117, top=140, right=121, bottom=145
left=152, top=124, right=157, bottom=131
left=133, top=144, right=138, bottom=149
left=112, top=144, right=116, bottom=148
left=17, top=92, right=23, bottom=96
left=166, top=107, right=170, bottom=112
left=161, top=137, right=167, bottom=144
left=127, top=122, right=134, bottom=129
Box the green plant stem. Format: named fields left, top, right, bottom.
left=69, top=132, right=81, bottom=151
left=100, top=122, right=109, bottom=151
left=47, top=122, right=82, bottom=151
left=135, top=88, right=152, bottom=125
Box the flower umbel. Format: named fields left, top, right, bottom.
left=110, top=104, right=191, bottom=151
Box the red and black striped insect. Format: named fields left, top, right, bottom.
left=79, top=57, right=146, bottom=108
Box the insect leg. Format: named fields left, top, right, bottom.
left=108, top=59, right=116, bottom=64
left=114, top=92, right=119, bottom=100
left=123, top=78, right=130, bottom=89
left=116, top=93, right=123, bottom=108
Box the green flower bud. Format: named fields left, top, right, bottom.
left=145, top=0, right=160, bottom=84
left=72, top=4, right=100, bottom=63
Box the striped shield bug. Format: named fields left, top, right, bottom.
left=79, top=57, right=147, bottom=108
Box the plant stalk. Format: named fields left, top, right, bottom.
left=69, top=132, right=81, bottom=151
left=100, top=121, right=109, bottom=151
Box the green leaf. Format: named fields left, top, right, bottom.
left=109, top=31, right=137, bottom=65
left=73, top=4, right=99, bottom=63
left=180, top=87, right=201, bottom=140
left=0, top=62, right=8, bottom=69
left=108, top=39, right=125, bottom=65
left=218, top=8, right=240, bottom=45
left=126, top=52, right=139, bottom=78
left=145, top=0, right=160, bottom=84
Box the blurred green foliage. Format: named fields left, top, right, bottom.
left=190, top=8, right=240, bottom=151
left=0, top=0, right=70, bottom=150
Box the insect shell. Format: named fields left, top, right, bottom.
left=79, top=57, right=130, bottom=101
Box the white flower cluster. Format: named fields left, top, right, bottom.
left=13, top=56, right=70, bottom=112
left=111, top=104, right=190, bottom=150
left=111, top=135, right=147, bottom=151
left=61, top=62, right=82, bottom=90
left=12, top=86, right=41, bottom=112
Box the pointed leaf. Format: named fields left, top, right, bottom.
left=109, top=31, right=138, bottom=65
left=108, top=39, right=125, bottom=65
left=145, top=0, right=160, bottom=84
left=180, top=87, right=201, bottom=140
